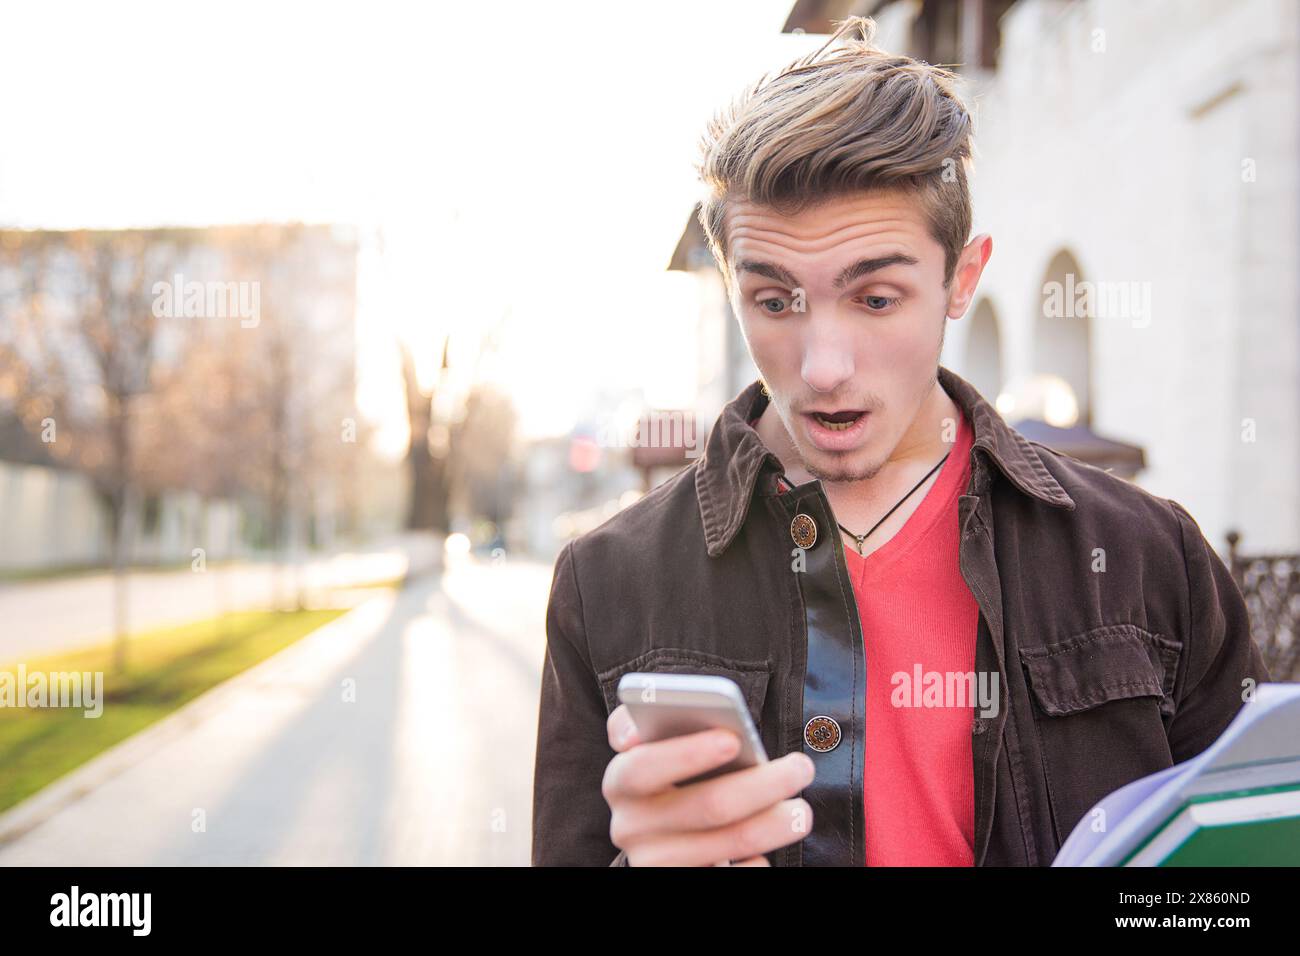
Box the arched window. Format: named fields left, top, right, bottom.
left=963, top=298, right=1003, bottom=402
left=1035, top=249, right=1093, bottom=425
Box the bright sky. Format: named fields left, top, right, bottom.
left=0, top=0, right=822, bottom=457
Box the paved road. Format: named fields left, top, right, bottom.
left=0, top=534, right=442, bottom=663
left=0, top=554, right=554, bottom=865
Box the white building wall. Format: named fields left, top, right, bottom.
left=0, top=461, right=247, bottom=572
left=940, top=0, right=1300, bottom=553
left=0, top=462, right=107, bottom=569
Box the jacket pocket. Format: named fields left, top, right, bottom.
left=595, top=647, right=771, bottom=730
left=1017, top=624, right=1180, bottom=851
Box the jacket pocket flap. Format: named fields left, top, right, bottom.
left=596, top=648, right=771, bottom=727
left=1019, top=624, right=1170, bottom=717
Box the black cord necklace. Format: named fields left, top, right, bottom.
left=776, top=451, right=951, bottom=555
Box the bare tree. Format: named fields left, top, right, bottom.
left=137, top=318, right=259, bottom=632
left=224, top=225, right=363, bottom=608
left=402, top=336, right=450, bottom=533
left=2, top=224, right=366, bottom=642
left=447, top=384, right=518, bottom=542
left=0, top=230, right=178, bottom=670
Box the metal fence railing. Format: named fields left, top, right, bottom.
left=1227, top=531, right=1300, bottom=683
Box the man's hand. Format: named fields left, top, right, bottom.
left=602, top=703, right=815, bottom=866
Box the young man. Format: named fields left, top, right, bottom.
left=531, top=17, right=1270, bottom=866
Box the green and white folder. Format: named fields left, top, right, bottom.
left=1053, top=683, right=1300, bottom=866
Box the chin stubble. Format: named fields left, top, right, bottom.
left=804, top=456, right=886, bottom=484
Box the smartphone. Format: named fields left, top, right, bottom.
left=616, top=672, right=769, bottom=785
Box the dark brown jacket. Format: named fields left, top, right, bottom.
left=531, top=366, right=1271, bottom=866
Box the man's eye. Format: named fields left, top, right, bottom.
left=862, top=295, right=902, bottom=312
left=758, top=297, right=790, bottom=315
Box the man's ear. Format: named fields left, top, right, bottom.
left=946, top=233, right=993, bottom=320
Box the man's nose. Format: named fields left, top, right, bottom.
left=800, top=317, right=855, bottom=394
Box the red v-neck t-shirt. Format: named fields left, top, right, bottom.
left=758, top=408, right=978, bottom=866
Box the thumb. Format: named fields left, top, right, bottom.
left=606, top=704, right=642, bottom=752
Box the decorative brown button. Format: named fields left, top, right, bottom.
left=804, top=715, right=841, bottom=753
left=790, top=513, right=817, bottom=549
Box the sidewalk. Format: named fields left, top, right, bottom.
left=0, top=556, right=552, bottom=865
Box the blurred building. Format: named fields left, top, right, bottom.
left=513, top=398, right=647, bottom=559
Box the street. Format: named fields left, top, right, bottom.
left=0, top=554, right=555, bottom=865
left=0, top=534, right=442, bottom=662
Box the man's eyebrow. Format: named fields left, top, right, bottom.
left=735, top=254, right=920, bottom=290
left=833, top=254, right=919, bottom=289
left=735, top=259, right=800, bottom=288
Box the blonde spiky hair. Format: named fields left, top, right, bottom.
left=697, top=16, right=974, bottom=290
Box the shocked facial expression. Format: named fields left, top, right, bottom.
left=725, top=189, right=977, bottom=483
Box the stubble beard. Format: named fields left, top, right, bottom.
left=801, top=446, right=888, bottom=485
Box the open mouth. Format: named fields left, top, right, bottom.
left=810, top=410, right=867, bottom=431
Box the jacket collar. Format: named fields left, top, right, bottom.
left=695, top=364, right=1075, bottom=557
